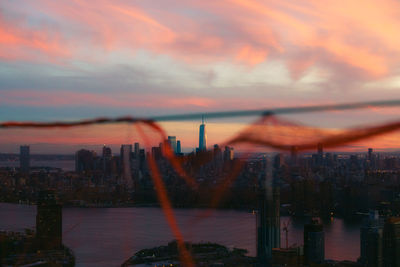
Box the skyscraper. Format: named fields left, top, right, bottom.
left=368, top=148, right=374, bottom=161
left=198, top=116, right=207, bottom=151
left=102, top=146, right=112, bottom=159
left=102, top=146, right=112, bottom=176
left=168, top=136, right=177, bottom=153
left=151, top=146, right=162, bottom=160
left=360, top=210, right=384, bottom=267
left=317, top=142, right=323, bottom=156
left=176, top=140, right=182, bottom=154
left=383, top=217, right=400, bottom=267
left=36, top=190, right=62, bottom=250
left=20, top=145, right=30, bottom=173
left=304, top=219, right=325, bottom=264
left=134, top=142, right=140, bottom=158
left=75, top=149, right=96, bottom=173
left=223, top=146, right=234, bottom=161
left=290, top=146, right=298, bottom=166
left=317, top=143, right=324, bottom=166
left=120, top=145, right=133, bottom=187
left=257, top=158, right=280, bottom=266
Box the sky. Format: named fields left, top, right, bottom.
left=1, top=0, right=400, bottom=153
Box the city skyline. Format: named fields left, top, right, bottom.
left=2, top=1, right=400, bottom=266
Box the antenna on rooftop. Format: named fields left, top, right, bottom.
left=202, top=115, right=205, bottom=124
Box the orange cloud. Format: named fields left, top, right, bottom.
left=236, top=45, right=268, bottom=65
left=2, top=0, right=400, bottom=79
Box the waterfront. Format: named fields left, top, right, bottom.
left=0, top=203, right=360, bottom=267
left=0, top=160, right=75, bottom=171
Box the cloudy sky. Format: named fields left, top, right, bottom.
left=1, top=0, right=400, bottom=152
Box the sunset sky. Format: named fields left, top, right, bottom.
left=1, top=0, right=400, bottom=153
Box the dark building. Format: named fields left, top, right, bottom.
left=102, top=146, right=112, bottom=159
left=120, top=145, right=133, bottom=187
left=102, top=146, right=112, bottom=175
left=317, top=143, right=324, bottom=166
left=304, top=219, right=325, bottom=264
left=36, top=190, right=62, bottom=250
left=273, top=153, right=284, bottom=169
left=368, top=148, right=374, bottom=161
left=152, top=146, right=162, bottom=160
left=257, top=158, right=280, bottom=266
left=383, top=217, right=400, bottom=267
left=167, top=136, right=177, bottom=154
left=360, top=211, right=383, bottom=267
left=317, top=142, right=323, bottom=156
left=176, top=140, right=182, bottom=154
left=290, top=146, right=298, bottom=166
left=75, top=149, right=96, bottom=173
left=134, top=142, right=140, bottom=158
left=138, top=148, right=146, bottom=171
left=223, top=146, right=234, bottom=161
left=20, top=145, right=30, bottom=173
left=198, top=116, right=207, bottom=151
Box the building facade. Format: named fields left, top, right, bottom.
left=20, top=145, right=30, bottom=173
left=36, top=190, right=62, bottom=250
left=304, top=219, right=325, bottom=264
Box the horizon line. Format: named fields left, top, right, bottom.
left=1, top=99, right=400, bottom=128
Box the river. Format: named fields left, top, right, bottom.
left=0, top=203, right=361, bottom=267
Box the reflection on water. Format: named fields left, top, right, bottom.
left=0, top=203, right=360, bottom=267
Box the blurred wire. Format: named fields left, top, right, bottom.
left=1, top=99, right=400, bottom=128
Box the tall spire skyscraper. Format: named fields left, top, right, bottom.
left=198, top=115, right=207, bottom=151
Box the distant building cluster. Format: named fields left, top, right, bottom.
left=3, top=120, right=400, bottom=267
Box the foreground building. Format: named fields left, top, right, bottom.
left=36, top=190, right=62, bottom=250
left=383, top=217, right=400, bottom=267
left=257, top=158, right=280, bottom=266
left=304, top=219, right=325, bottom=265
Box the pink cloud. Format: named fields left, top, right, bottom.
left=0, top=90, right=216, bottom=109
left=2, top=0, right=400, bottom=79
left=0, top=12, right=69, bottom=61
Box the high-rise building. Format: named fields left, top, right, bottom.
left=198, top=116, right=207, bottom=151
left=176, top=140, right=182, bottom=154
left=152, top=146, right=162, bottom=160
left=383, top=217, right=400, bottom=267
left=271, top=186, right=280, bottom=248
left=102, top=146, right=112, bottom=159
left=102, top=146, right=112, bottom=176
left=368, top=148, right=374, bottom=161
left=139, top=148, right=146, bottom=171
left=75, top=149, right=96, bottom=173
left=213, top=144, right=223, bottom=165
left=120, top=145, right=133, bottom=187
left=257, top=158, right=280, bottom=266
left=134, top=142, right=140, bottom=158
left=224, top=146, right=234, bottom=161
left=20, top=145, right=30, bottom=173
left=317, top=143, right=324, bottom=166
left=168, top=136, right=177, bottom=153
left=273, top=153, right=284, bottom=169
left=304, top=219, right=325, bottom=264
left=36, top=190, right=62, bottom=250
left=317, top=142, right=323, bottom=156
left=360, top=211, right=384, bottom=267
left=290, top=146, right=298, bottom=166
